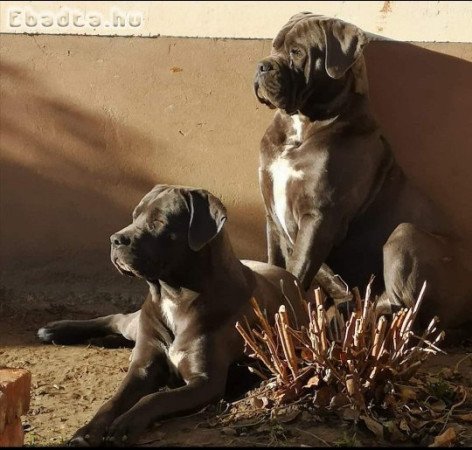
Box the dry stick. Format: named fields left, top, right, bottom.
left=438, top=386, right=468, bottom=433
left=335, top=305, right=345, bottom=338
left=397, top=282, right=428, bottom=353
left=395, top=308, right=407, bottom=331
left=247, top=366, right=269, bottom=381
left=274, top=313, right=290, bottom=376
left=365, top=276, right=375, bottom=301
left=387, top=312, right=401, bottom=354
left=280, top=279, right=300, bottom=330
left=332, top=311, right=341, bottom=343
left=394, top=302, right=438, bottom=365
left=413, top=331, right=446, bottom=355
left=317, top=305, right=328, bottom=353
left=360, top=288, right=371, bottom=341
left=252, top=329, right=266, bottom=345
left=365, top=316, right=388, bottom=387
left=354, top=318, right=362, bottom=349
left=250, top=297, right=274, bottom=343
left=313, top=292, right=325, bottom=351
left=314, top=287, right=324, bottom=309
left=262, top=330, right=288, bottom=382
left=390, top=309, right=409, bottom=359
left=395, top=316, right=440, bottom=365
left=236, top=322, right=277, bottom=374
left=396, top=360, right=423, bottom=380
left=289, top=365, right=314, bottom=386
left=243, top=315, right=257, bottom=343
left=346, top=360, right=366, bottom=410
left=412, top=281, right=428, bottom=317
left=286, top=327, right=324, bottom=367
left=392, top=310, right=414, bottom=362
left=294, top=427, right=330, bottom=447
left=399, top=308, right=413, bottom=337
left=357, top=307, right=376, bottom=377
left=308, top=302, right=321, bottom=353
left=277, top=306, right=299, bottom=379
left=343, top=313, right=357, bottom=352
left=353, top=287, right=362, bottom=318
left=453, top=354, right=472, bottom=374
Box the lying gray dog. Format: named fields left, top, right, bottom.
left=254, top=13, right=471, bottom=335
left=38, top=184, right=305, bottom=447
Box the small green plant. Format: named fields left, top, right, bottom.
left=24, top=432, right=36, bottom=446
left=426, top=377, right=455, bottom=404
left=334, top=431, right=360, bottom=447
left=268, top=421, right=289, bottom=445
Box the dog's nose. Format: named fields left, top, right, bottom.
left=110, top=233, right=131, bottom=247
left=258, top=61, right=274, bottom=73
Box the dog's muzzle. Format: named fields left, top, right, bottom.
left=254, top=58, right=297, bottom=113
left=110, top=232, right=138, bottom=277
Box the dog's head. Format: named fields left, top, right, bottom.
left=254, top=13, right=368, bottom=114
left=110, top=185, right=227, bottom=283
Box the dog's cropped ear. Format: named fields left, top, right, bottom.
left=321, top=19, right=368, bottom=79
left=186, top=190, right=227, bottom=252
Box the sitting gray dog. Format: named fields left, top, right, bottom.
left=38, top=184, right=305, bottom=447
left=254, top=13, right=471, bottom=335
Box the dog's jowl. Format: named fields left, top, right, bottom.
left=38, top=184, right=306, bottom=446
left=255, top=13, right=471, bottom=335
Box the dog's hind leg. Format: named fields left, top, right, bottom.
left=37, top=310, right=140, bottom=346
left=382, top=222, right=472, bottom=342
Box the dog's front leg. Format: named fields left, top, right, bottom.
left=69, top=344, right=169, bottom=447
left=267, top=214, right=286, bottom=268
left=287, top=212, right=344, bottom=291
left=105, top=338, right=228, bottom=446
left=106, top=374, right=226, bottom=446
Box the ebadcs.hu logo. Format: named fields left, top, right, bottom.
left=7, top=6, right=143, bottom=31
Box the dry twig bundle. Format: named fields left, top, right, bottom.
left=236, top=280, right=446, bottom=412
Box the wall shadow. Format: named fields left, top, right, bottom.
left=365, top=41, right=472, bottom=249
left=0, top=60, right=159, bottom=284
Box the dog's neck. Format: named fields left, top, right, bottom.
left=148, top=229, right=248, bottom=301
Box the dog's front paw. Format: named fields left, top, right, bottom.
left=37, top=325, right=56, bottom=343
left=37, top=320, right=83, bottom=345
left=105, top=413, right=145, bottom=447
left=68, top=435, right=91, bottom=447
left=68, top=425, right=107, bottom=447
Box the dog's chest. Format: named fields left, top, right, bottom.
left=267, top=115, right=306, bottom=244
left=159, top=284, right=200, bottom=369
left=159, top=287, right=198, bottom=332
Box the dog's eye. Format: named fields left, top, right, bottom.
left=148, top=218, right=165, bottom=231
left=290, top=48, right=302, bottom=57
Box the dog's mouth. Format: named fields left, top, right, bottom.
left=113, top=258, right=137, bottom=278
left=254, top=69, right=300, bottom=114
left=254, top=80, right=277, bottom=110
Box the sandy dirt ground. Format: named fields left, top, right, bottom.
left=1, top=266, right=471, bottom=447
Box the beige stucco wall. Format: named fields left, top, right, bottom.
left=1, top=2, right=471, bottom=285
left=1, top=33, right=472, bottom=279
